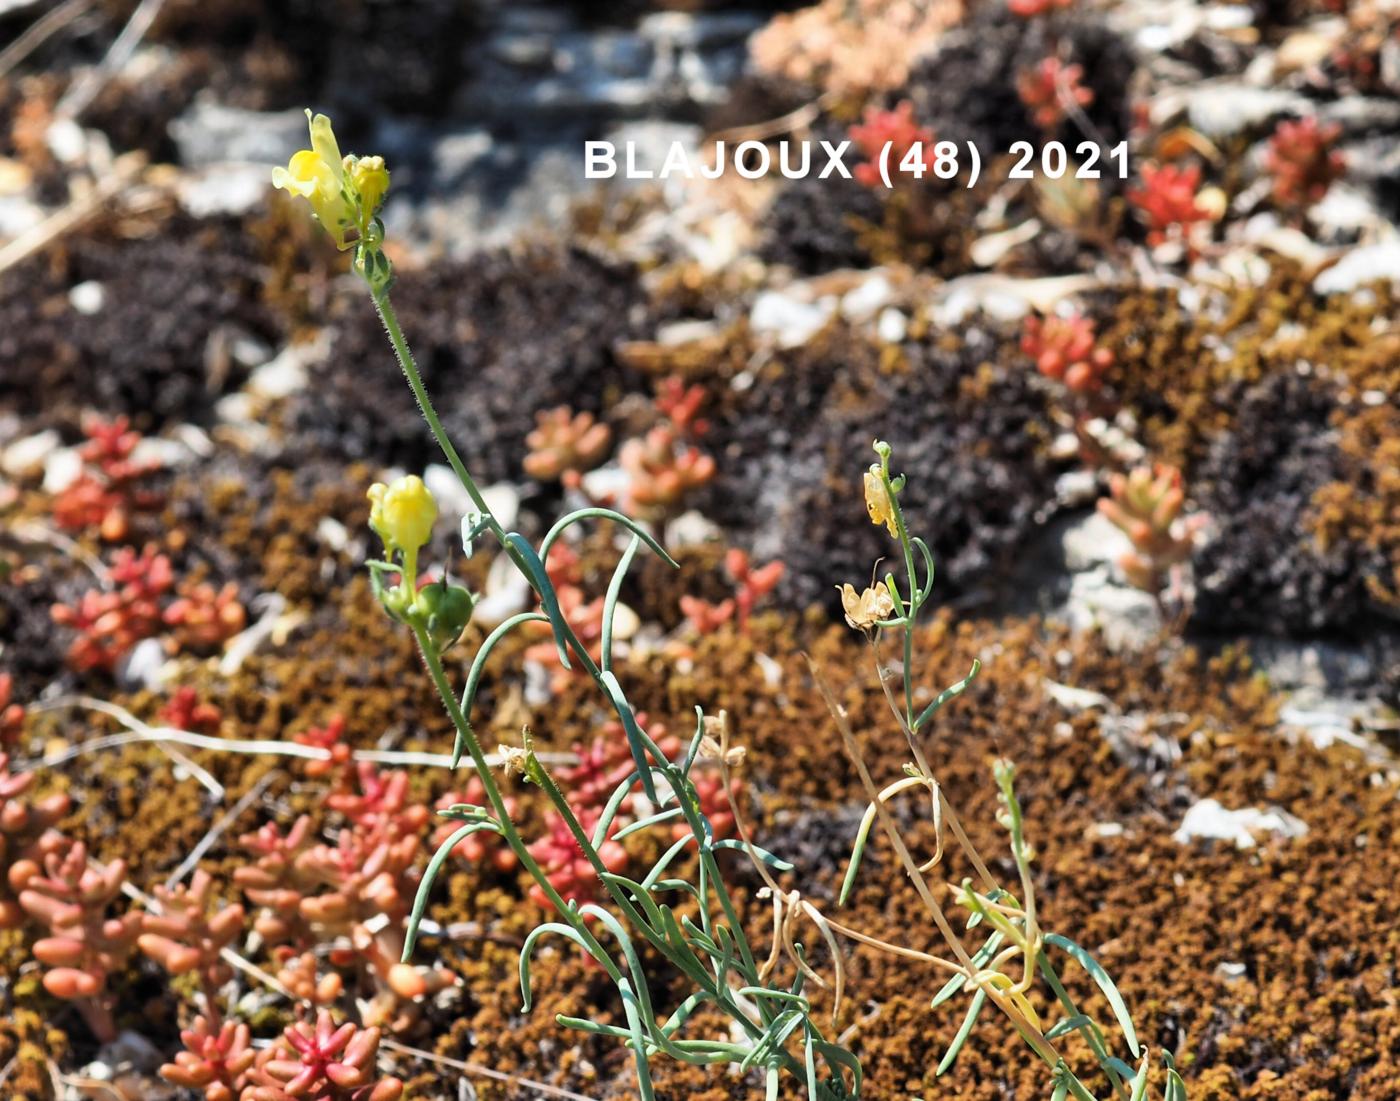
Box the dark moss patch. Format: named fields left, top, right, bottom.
left=287, top=244, right=662, bottom=479
left=702, top=319, right=1060, bottom=613
left=0, top=212, right=284, bottom=430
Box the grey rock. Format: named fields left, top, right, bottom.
left=170, top=101, right=308, bottom=167
left=1060, top=511, right=1131, bottom=573
left=1184, top=84, right=1306, bottom=138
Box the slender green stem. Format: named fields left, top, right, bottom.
left=373, top=289, right=504, bottom=540
left=412, top=624, right=622, bottom=983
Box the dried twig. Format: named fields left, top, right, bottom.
left=378, top=1037, right=600, bottom=1101
left=0, top=155, right=144, bottom=276
left=25, top=696, right=578, bottom=771
left=0, top=0, right=93, bottom=82
left=163, top=770, right=279, bottom=890
left=56, top=0, right=168, bottom=118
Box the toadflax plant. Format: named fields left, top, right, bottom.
left=813, top=442, right=1189, bottom=1101
left=275, top=111, right=860, bottom=1100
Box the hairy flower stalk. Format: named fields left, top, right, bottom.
left=277, top=113, right=861, bottom=1101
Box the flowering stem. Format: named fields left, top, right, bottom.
left=410, top=624, right=623, bottom=984
left=372, top=283, right=613, bottom=684
left=371, top=287, right=508, bottom=548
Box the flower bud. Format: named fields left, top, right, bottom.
left=350, top=156, right=390, bottom=217
left=367, top=475, right=437, bottom=554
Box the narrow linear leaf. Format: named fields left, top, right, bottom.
left=711, top=838, right=794, bottom=871
left=936, top=987, right=987, bottom=1076
left=598, top=670, right=661, bottom=803
left=1045, top=1014, right=1095, bottom=1041
left=404, top=821, right=494, bottom=958
left=931, top=932, right=1004, bottom=1008
left=601, top=534, right=641, bottom=671
left=1044, top=933, right=1141, bottom=1057
left=912, top=658, right=981, bottom=732
left=1129, top=1052, right=1151, bottom=1101
left=839, top=801, right=879, bottom=906
left=520, top=922, right=601, bottom=1011
left=504, top=533, right=572, bottom=670
left=456, top=610, right=548, bottom=767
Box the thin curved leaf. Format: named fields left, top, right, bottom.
left=456, top=611, right=549, bottom=767
left=601, top=534, right=641, bottom=671
left=404, top=821, right=497, bottom=958
left=504, top=533, right=572, bottom=670
left=711, top=838, right=794, bottom=871
left=912, top=658, right=981, bottom=733
left=1044, top=933, right=1141, bottom=1057
left=539, top=507, right=678, bottom=570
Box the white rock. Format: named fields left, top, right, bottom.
left=318, top=517, right=349, bottom=552
left=1314, top=242, right=1400, bottom=294
left=247, top=341, right=318, bottom=400
left=657, top=319, right=721, bottom=345
left=1042, top=679, right=1114, bottom=713
left=177, top=163, right=271, bottom=217
left=68, top=281, right=105, bottom=315
left=876, top=307, right=908, bottom=344
left=1173, top=798, right=1308, bottom=849
left=480, top=482, right=520, bottom=532
left=580, top=464, right=631, bottom=504
left=754, top=650, right=783, bottom=688
left=45, top=117, right=87, bottom=164
left=666, top=509, right=720, bottom=547
left=610, top=601, right=640, bottom=641
left=1062, top=567, right=1159, bottom=650
left=473, top=552, right=532, bottom=626
left=839, top=272, right=894, bottom=322
left=1055, top=469, right=1100, bottom=508
left=1185, top=85, right=1304, bottom=139
left=1309, top=184, right=1383, bottom=236
left=1061, top=511, right=1131, bottom=572
left=749, top=290, right=834, bottom=348
left=118, top=638, right=169, bottom=691
left=425, top=464, right=476, bottom=522
left=42, top=447, right=84, bottom=493
left=2, top=429, right=61, bottom=476
left=131, top=436, right=191, bottom=469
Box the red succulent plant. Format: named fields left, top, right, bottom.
left=1265, top=117, right=1345, bottom=210
left=17, top=838, right=141, bottom=1042
left=242, top=1011, right=403, bottom=1101
left=51, top=415, right=163, bottom=542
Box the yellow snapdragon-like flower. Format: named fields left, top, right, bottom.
left=272, top=111, right=355, bottom=248
left=368, top=475, right=438, bottom=553
left=863, top=464, right=899, bottom=538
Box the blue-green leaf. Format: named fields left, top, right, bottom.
left=936, top=987, right=987, bottom=1076
left=1044, top=933, right=1141, bottom=1057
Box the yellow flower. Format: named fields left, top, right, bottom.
left=837, top=583, right=894, bottom=631
left=863, top=464, right=898, bottom=537
left=271, top=111, right=354, bottom=248
left=351, top=155, right=390, bottom=218
left=367, top=475, right=437, bottom=553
